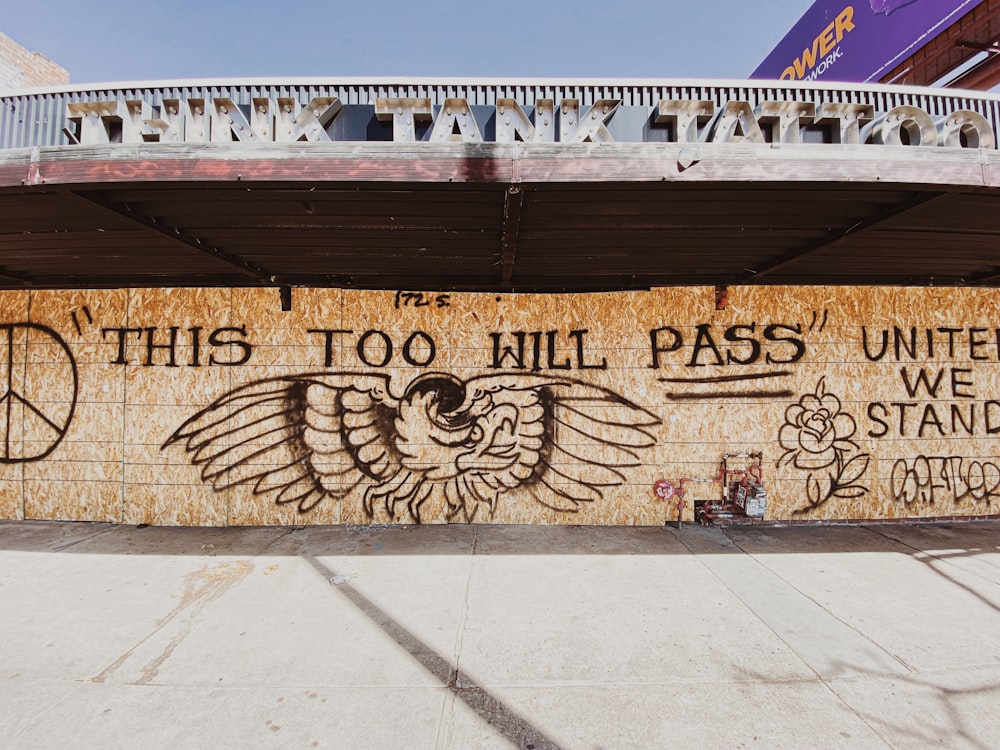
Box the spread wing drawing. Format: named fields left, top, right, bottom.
left=163, top=372, right=659, bottom=522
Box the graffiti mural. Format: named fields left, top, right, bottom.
left=890, top=456, right=1000, bottom=506
left=778, top=377, right=870, bottom=514
left=0, top=322, right=78, bottom=463
left=163, top=372, right=660, bottom=522
left=0, top=285, right=998, bottom=526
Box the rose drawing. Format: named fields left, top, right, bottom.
left=779, top=377, right=869, bottom=513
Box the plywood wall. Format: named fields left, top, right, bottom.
left=1, top=285, right=997, bottom=526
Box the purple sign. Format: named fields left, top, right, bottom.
left=752, top=0, right=986, bottom=83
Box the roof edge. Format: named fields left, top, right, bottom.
left=3, top=76, right=1000, bottom=101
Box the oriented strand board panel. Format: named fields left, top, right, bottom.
left=0, top=290, right=29, bottom=519
left=23, top=289, right=127, bottom=522
left=0, top=285, right=998, bottom=526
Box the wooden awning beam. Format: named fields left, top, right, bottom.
left=744, top=191, right=957, bottom=282
left=57, top=188, right=277, bottom=285
left=500, top=185, right=523, bottom=287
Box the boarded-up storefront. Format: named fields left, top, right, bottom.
left=1, top=285, right=998, bottom=525
left=2, top=79, right=999, bottom=525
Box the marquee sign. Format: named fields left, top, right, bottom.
left=63, top=95, right=998, bottom=149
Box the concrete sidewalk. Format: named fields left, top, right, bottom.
left=1, top=520, right=998, bottom=750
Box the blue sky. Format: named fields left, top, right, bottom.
left=3, top=0, right=812, bottom=84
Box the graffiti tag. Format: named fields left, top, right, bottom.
left=889, top=456, right=1000, bottom=506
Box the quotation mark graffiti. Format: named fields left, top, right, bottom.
left=807, top=309, right=828, bottom=333
left=70, top=305, right=93, bottom=336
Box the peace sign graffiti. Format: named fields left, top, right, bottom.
left=0, top=323, right=78, bottom=463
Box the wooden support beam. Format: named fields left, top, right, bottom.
left=0, top=267, right=36, bottom=285
left=744, top=191, right=957, bottom=282
left=500, top=185, right=523, bottom=286
left=57, top=188, right=277, bottom=285
left=967, top=265, right=1000, bottom=285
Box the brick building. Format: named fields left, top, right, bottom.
left=0, top=31, right=68, bottom=91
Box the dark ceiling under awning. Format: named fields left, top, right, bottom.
left=1, top=142, right=998, bottom=292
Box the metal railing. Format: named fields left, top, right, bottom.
left=2, top=77, right=999, bottom=149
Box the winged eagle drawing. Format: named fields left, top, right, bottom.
left=163, top=372, right=660, bottom=522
